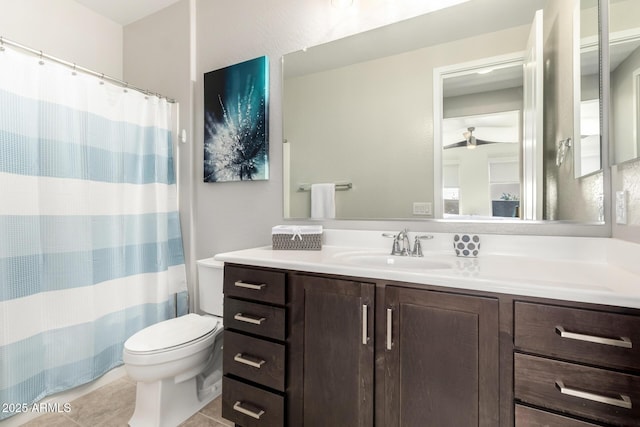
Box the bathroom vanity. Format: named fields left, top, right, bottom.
left=215, top=231, right=640, bottom=427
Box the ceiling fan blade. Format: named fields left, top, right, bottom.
left=474, top=139, right=516, bottom=145
left=475, top=138, right=495, bottom=145
left=444, top=140, right=467, bottom=149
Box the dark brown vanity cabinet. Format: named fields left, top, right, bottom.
left=289, top=274, right=500, bottom=427
left=220, top=263, right=640, bottom=427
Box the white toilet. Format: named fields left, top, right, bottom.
left=123, top=258, right=224, bottom=427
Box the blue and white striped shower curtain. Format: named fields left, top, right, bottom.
left=0, top=46, right=187, bottom=420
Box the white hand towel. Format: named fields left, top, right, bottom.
left=311, top=183, right=336, bottom=219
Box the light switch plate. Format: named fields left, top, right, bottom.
left=616, top=190, right=627, bottom=225
left=413, top=202, right=432, bottom=216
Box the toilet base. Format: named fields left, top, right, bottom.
left=128, top=375, right=221, bottom=427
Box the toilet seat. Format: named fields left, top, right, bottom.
left=123, top=314, right=223, bottom=366
left=125, top=313, right=220, bottom=354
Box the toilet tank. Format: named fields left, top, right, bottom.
left=196, top=258, right=224, bottom=317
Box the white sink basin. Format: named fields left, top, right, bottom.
left=335, top=251, right=453, bottom=270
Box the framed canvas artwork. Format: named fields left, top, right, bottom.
left=204, top=56, right=269, bottom=182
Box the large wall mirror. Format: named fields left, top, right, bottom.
left=282, top=0, right=604, bottom=224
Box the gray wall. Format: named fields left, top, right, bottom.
left=0, top=0, right=122, bottom=78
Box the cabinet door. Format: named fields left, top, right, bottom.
left=290, top=274, right=375, bottom=427
left=384, top=287, right=499, bottom=427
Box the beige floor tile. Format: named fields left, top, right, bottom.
left=20, top=412, right=80, bottom=427
left=179, top=412, right=228, bottom=427
left=122, top=375, right=137, bottom=385
left=64, top=378, right=136, bottom=426
left=26, top=377, right=237, bottom=427
left=198, top=397, right=233, bottom=427
left=94, top=402, right=135, bottom=427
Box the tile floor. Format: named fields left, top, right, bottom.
left=21, top=377, right=232, bottom=427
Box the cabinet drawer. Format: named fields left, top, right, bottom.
left=224, top=298, right=286, bottom=341
left=515, top=405, right=603, bottom=427
left=515, top=353, right=640, bottom=426
left=224, top=265, right=285, bottom=305
left=514, top=302, right=640, bottom=371
left=222, top=376, right=284, bottom=427
left=223, top=331, right=285, bottom=391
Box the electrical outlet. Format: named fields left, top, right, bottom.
left=616, top=190, right=627, bottom=225
left=413, top=202, right=432, bottom=216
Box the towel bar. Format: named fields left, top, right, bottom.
left=297, top=183, right=352, bottom=192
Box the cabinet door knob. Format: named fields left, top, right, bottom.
left=234, top=280, right=266, bottom=290
left=555, top=381, right=632, bottom=409
left=233, top=401, right=265, bottom=419
left=555, top=326, right=632, bottom=348
left=234, top=313, right=266, bottom=325
left=234, top=353, right=266, bottom=369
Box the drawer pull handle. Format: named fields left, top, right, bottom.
left=362, top=304, right=368, bottom=345
left=555, top=381, right=632, bottom=409
left=234, top=280, right=266, bottom=290
left=555, top=326, right=633, bottom=349
left=233, top=401, right=265, bottom=419
left=234, top=353, right=266, bottom=369
left=386, top=308, right=393, bottom=350
left=234, top=313, right=266, bottom=325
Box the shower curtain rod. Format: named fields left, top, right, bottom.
left=0, top=36, right=176, bottom=103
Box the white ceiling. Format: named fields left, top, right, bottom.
left=73, top=0, right=181, bottom=25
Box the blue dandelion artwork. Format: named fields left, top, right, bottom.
left=204, top=56, right=269, bottom=182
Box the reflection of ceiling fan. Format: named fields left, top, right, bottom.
left=444, top=127, right=502, bottom=150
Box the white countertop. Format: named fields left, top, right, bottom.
left=213, top=230, right=640, bottom=309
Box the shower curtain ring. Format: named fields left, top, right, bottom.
left=38, top=51, right=44, bottom=65
left=99, top=73, right=105, bottom=85
left=123, top=83, right=129, bottom=93
left=72, top=63, right=77, bottom=76
left=0, top=37, right=5, bottom=52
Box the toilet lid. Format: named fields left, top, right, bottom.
left=125, top=313, right=220, bottom=353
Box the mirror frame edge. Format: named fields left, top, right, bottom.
left=601, top=0, right=613, bottom=235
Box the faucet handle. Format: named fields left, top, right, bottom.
left=411, top=235, right=434, bottom=257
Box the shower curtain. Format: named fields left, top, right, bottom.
left=0, top=46, right=187, bottom=419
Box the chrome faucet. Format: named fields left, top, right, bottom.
left=393, top=228, right=411, bottom=256
left=383, top=229, right=434, bottom=257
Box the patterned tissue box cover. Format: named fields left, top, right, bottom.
left=272, top=225, right=323, bottom=250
